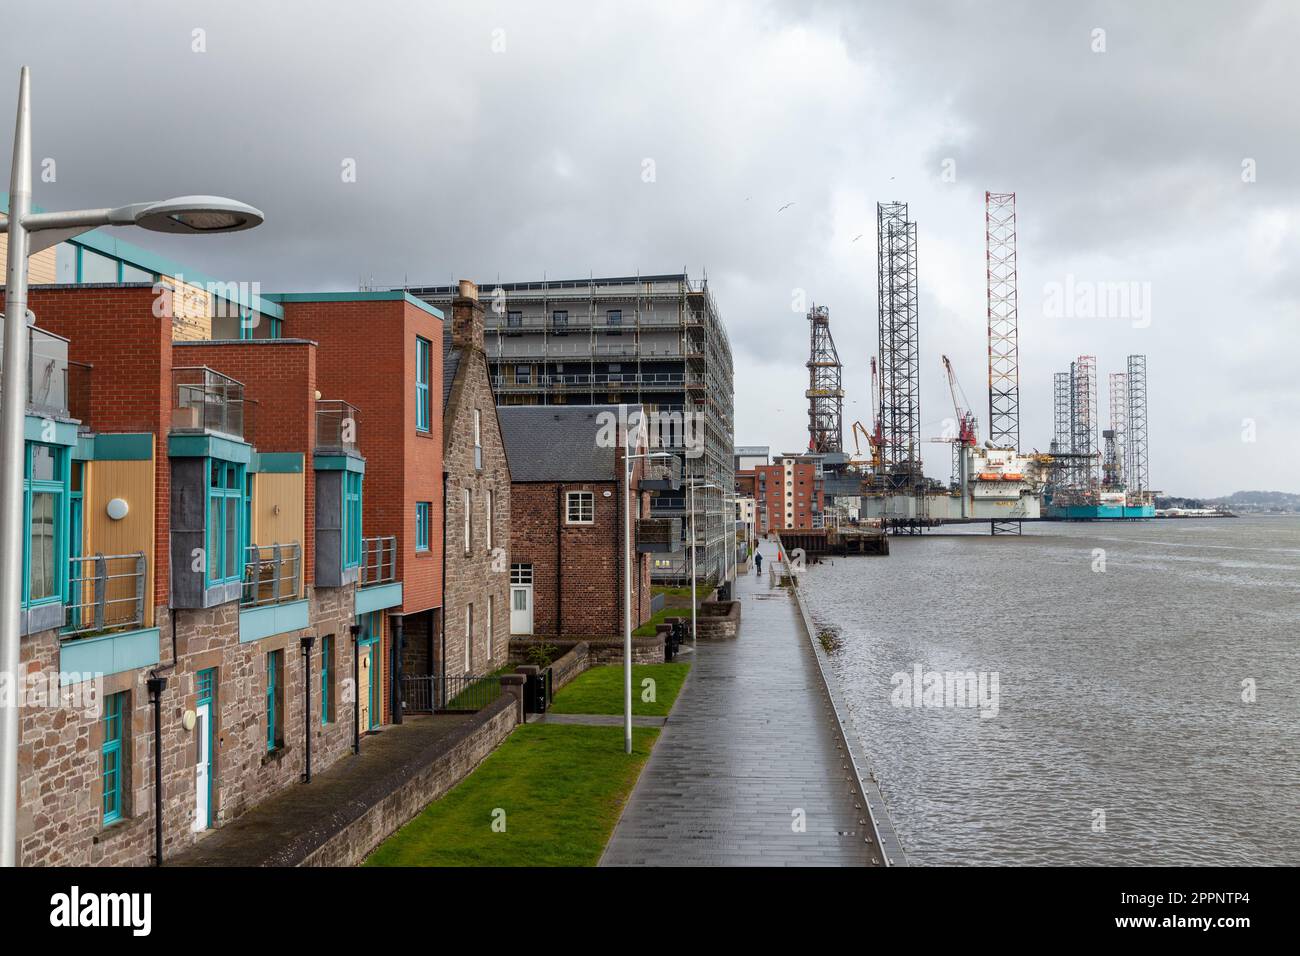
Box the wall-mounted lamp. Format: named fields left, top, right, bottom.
left=106, top=498, right=129, bottom=521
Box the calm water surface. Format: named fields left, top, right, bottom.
left=798, top=516, right=1300, bottom=865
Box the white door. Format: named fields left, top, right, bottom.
left=193, top=701, right=210, bottom=832
left=510, top=585, right=533, bottom=635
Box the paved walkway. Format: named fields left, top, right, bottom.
left=600, top=541, right=879, bottom=866
left=535, top=714, right=667, bottom=727
left=170, top=713, right=473, bottom=866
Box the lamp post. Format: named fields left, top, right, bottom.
left=685, top=479, right=720, bottom=646
left=621, top=420, right=673, bottom=755
left=0, top=67, right=262, bottom=867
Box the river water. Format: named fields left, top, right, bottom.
left=797, top=516, right=1300, bottom=866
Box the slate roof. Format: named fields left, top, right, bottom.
left=497, top=404, right=642, bottom=482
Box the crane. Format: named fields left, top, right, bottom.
left=939, top=355, right=979, bottom=487
left=848, top=357, right=884, bottom=474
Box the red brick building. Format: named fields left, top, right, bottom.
left=499, top=405, right=652, bottom=637
left=754, top=454, right=825, bottom=532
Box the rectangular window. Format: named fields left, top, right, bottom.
left=206, top=459, right=246, bottom=587
left=266, top=650, right=284, bottom=751
left=506, top=310, right=522, bottom=329
left=463, top=488, right=472, bottom=553
left=465, top=604, right=473, bottom=673
left=473, top=409, right=483, bottom=470
left=485, top=490, right=494, bottom=549
left=514, top=366, right=531, bottom=385
left=566, top=491, right=594, bottom=524
left=551, top=310, right=568, bottom=335
left=487, top=594, right=494, bottom=660
left=415, top=501, right=430, bottom=552
left=24, top=443, right=66, bottom=607
left=415, top=336, right=431, bottom=432
left=101, top=692, right=126, bottom=824
left=510, top=563, right=533, bottom=585
left=343, top=471, right=363, bottom=569
left=607, top=309, right=622, bottom=335
left=78, top=247, right=117, bottom=283
left=321, top=635, right=335, bottom=725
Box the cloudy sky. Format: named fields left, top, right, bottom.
left=5, top=1, right=1298, bottom=496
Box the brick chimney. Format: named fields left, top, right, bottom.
left=450, top=279, right=485, bottom=352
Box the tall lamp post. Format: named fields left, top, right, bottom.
left=0, top=67, right=263, bottom=867
left=685, top=479, right=720, bottom=647
left=621, top=425, right=673, bottom=756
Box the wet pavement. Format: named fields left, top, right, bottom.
left=600, top=540, right=879, bottom=866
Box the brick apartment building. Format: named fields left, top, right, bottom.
left=3, top=214, right=451, bottom=863
left=755, top=453, right=825, bottom=532
left=498, top=405, right=655, bottom=637
left=437, top=281, right=511, bottom=678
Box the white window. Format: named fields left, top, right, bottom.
left=566, top=491, right=594, bottom=524
left=511, top=563, right=533, bottom=584
left=485, top=489, right=494, bottom=548
left=473, top=409, right=483, bottom=470
left=487, top=594, right=494, bottom=659
left=463, top=487, right=472, bottom=553
left=465, top=604, right=473, bottom=673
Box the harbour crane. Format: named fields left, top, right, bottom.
left=938, top=354, right=979, bottom=487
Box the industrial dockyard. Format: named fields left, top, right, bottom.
left=758, top=192, right=1155, bottom=540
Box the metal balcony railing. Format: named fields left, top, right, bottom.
left=241, top=542, right=302, bottom=607
left=64, top=552, right=147, bottom=637
left=401, top=673, right=502, bottom=713
left=360, top=535, right=398, bottom=586
left=316, top=399, right=360, bottom=454
left=172, top=366, right=245, bottom=438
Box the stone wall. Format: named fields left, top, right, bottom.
left=508, top=634, right=664, bottom=668
left=301, top=695, right=517, bottom=866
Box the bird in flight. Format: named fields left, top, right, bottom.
left=852, top=234, right=863, bottom=243
left=777, top=202, right=795, bottom=212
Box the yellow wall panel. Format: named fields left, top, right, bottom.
left=84, top=454, right=156, bottom=628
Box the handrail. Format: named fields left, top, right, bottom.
left=241, top=542, right=301, bottom=606
left=64, top=552, right=146, bottom=637
left=360, top=535, right=398, bottom=586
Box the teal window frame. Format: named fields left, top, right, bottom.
left=206, top=459, right=247, bottom=587
left=415, top=336, right=431, bottom=432
left=320, top=635, right=333, bottom=725
left=23, top=442, right=69, bottom=609
left=415, top=502, right=430, bottom=552
left=343, top=471, right=363, bottom=569
left=266, top=649, right=283, bottom=751
left=101, top=692, right=125, bottom=824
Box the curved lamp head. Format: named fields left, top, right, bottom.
left=129, top=195, right=264, bottom=234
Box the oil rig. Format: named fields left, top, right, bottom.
left=798, top=191, right=1153, bottom=535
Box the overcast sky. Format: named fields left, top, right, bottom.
left=5, top=1, right=1298, bottom=496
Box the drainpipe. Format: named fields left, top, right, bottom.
left=349, top=622, right=361, bottom=754
left=440, top=471, right=447, bottom=704
left=299, top=634, right=315, bottom=782
left=390, top=615, right=404, bottom=724
left=146, top=674, right=167, bottom=866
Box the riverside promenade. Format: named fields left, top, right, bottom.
left=600, top=540, right=884, bottom=866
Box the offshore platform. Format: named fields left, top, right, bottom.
left=802, top=192, right=1153, bottom=535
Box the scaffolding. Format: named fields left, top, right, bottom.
left=805, top=304, right=844, bottom=453
left=1103, top=371, right=1127, bottom=490
left=985, top=191, right=1019, bottom=451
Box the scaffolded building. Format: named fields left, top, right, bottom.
left=409, top=274, right=735, bottom=583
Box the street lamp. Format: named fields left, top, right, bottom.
left=685, top=479, right=720, bottom=647
left=0, top=67, right=263, bottom=867
left=621, top=424, right=674, bottom=756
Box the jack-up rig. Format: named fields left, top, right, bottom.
left=797, top=191, right=1154, bottom=534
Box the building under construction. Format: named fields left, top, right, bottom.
left=1044, top=353, right=1153, bottom=518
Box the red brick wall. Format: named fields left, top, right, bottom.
left=175, top=340, right=317, bottom=581
left=755, top=461, right=821, bottom=530
left=280, top=298, right=444, bottom=614
left=26, top=286, right=172, bottom=607
left=508, top=454, right=649, bottom=638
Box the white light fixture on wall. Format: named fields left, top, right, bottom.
left=106, top=498, right=129, bottom=521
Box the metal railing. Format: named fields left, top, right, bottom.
left=316, top=399, right=360, bottom=453
left=172, top=366, right=245, bottom=438
left=401, top=673, right=502, bottom=713
left=360, top=535, right=398, bottom=586
left=64, top=552, right=147, bottom=637
left=241, top=542, right=301, bottom=607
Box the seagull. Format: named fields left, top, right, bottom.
left=777, top=202, right=796, bottom=213
left=852, top=234, right=863, bottom=242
